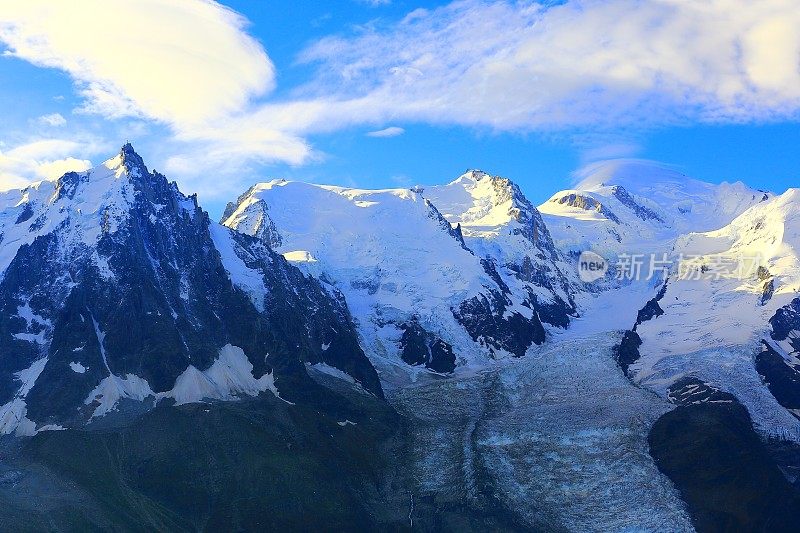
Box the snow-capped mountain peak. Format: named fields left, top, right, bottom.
left=222, top=178, right=571, bottom=380
left=428, top=169, right=531, bottom=231
left=571, top=159, right=769, bottom=231
left=540, top=159, right=771, bottom=262
left=0, top=145, right=382, bottom=436
left=424, top=171, right=577, bottom=328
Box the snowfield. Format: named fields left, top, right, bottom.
left=222, top=178, right=562, bottom=380
left=541, top=160, right=800, bottom=440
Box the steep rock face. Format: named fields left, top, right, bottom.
left=757, top=298, right=800, bottom=413
left=221, top=185, right=283, bottom=248
left=649, top=400, right=800, bottom=532
left=614, top=281, right=667, bottom=375
left=424, top=171, right=577, bottom=328
left=756, top=343, right=800, bottom=411
left=770, top=297, right=800, bottom=346
left=0, top=145, right=380, bottom=435
left=222, top=180, right=548, bottom=382
left=398, top=319, right=456, bottom=374
left=610, top=185, right=663, bottom=223
left=549, top=192, right=621, bottom=224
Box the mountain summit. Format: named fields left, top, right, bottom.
left=0, top=145, right=381, bottom=436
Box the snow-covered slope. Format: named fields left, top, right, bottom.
left=0, top=145, right=380, bottom=435
left=532, top=159, right=800, bottom=440
left=222, top=180, right=555, bottom=382
left=537, top=159, right=772, bottom=330
left=621, top=188, right=800, bottom=439
left=539, top=159, right=769, bottom=260
left=423, top=171, right=576, bottom=328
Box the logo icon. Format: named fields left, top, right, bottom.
left=578, top=251, right=608, bottom=282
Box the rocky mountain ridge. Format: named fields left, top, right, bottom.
left=1, top=146, right=799, bottom=531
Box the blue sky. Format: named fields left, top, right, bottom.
left=0, top=0, right=799, bottom=218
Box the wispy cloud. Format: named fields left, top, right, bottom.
left=0, top=138, right=100, bottom=191
left=0, top=0, right=273, bottom=126
left=284, top=0, right=800, bottom=134
left=0, top=0, right=305, bottom=194
left=366, top=126, right=405, bottom=138
left=35, top=113, right=67, bottom=127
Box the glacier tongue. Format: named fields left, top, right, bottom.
left=394, top=331, right=693, bottom=531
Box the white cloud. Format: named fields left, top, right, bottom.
left=0, top=0, right=305, bottom=194
left=1, top=0, right=800, bottom=197
left=36, top=157, right=92, bottom=179
left=0, top=0, right=274, bottom=127
left=0, top=138, right=97, bottom=191
left=36, top=113, right=66, bottom=127
left=366, top=126, right=405, bottom=137
left=281, top=0, right=800, bottom=133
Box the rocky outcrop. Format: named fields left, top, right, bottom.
left=667, top=377, right=737, bottom=406
left=615, top=330, right=643, bottom=376
left=611, top=185, right=664, bottom=223
left=399, top=319, right=457, bottom=374
left=755, top=298, right=800, bottom=414
left=550, top=192, right=621, bottom=223
left=635, top=282, right=668, bottom=327
left=648, top=400, right=800, bottom=532
left=770, top=297, right=800, bottom=349
left=453, top=291, right=544, bottom=358
left=614, top=281, right=668, bottom=375
left=756, top=343, right=800, bottom=411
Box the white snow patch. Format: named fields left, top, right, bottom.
left=16, top=357, right=47, bottom=397
left=0, top=357, right=49, bottom=436
left=85, top=373, right=155, bottom=418
left=70, top=361, right=87, bottom=374
left=209, top=224, right=267, bottom=312
left=307, top=362, right=356, bottom=385
left=283, top=250, right=318, bottom=263
left=12, top=332, right=48, bottom=344
left=168, top=344, right=279, bottom=405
